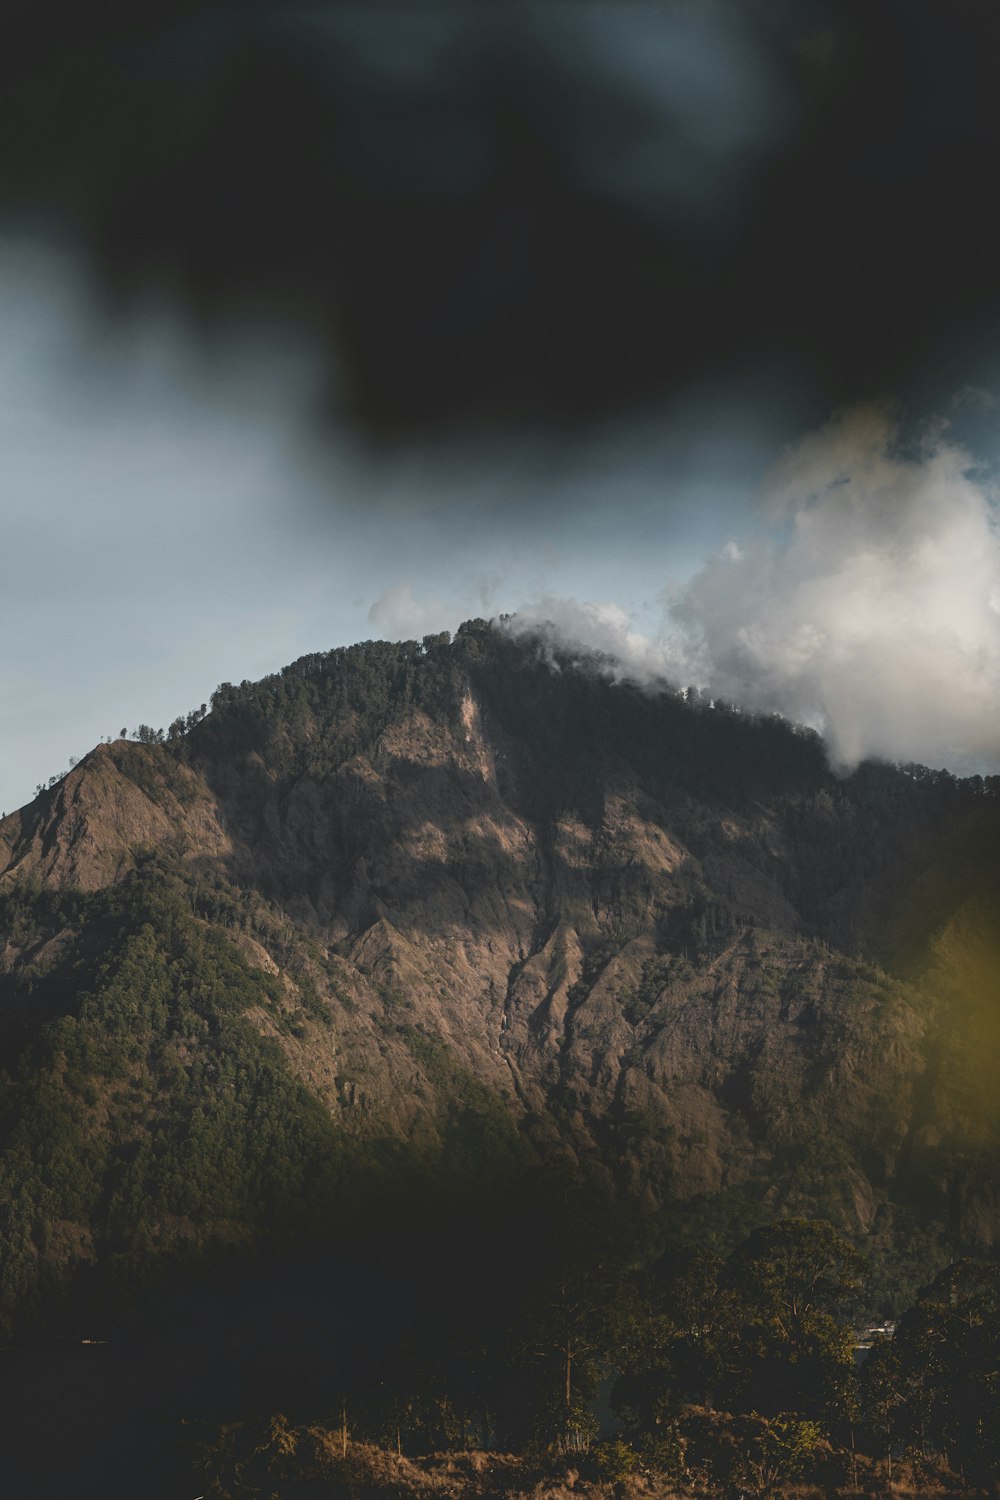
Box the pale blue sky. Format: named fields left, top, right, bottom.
left=0, top=236, right=785, bottom=814
left=5, top=5, right=1000, bottom=818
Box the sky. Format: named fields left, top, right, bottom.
left=2, top=0, right=1000, bottom=812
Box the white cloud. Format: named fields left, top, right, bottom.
left=512, top=406, right=1000, bottom=773
left=677, top=407, right=1000, bottom=769
left=508, top=596, right=668, bottom=679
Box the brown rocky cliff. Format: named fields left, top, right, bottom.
left=0, top=741, right=232, bottom=891
left=0, top=635, right=994, bottom=1246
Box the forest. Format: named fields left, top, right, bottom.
left=189, top=1224, right=1000, bottom=1499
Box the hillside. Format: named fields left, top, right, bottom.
left=1, top=618, right=998, bottom=1341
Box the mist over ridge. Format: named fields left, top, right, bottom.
left=507, top=405, right=1000, bottom=777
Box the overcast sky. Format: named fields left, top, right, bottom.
left=2, top=1, right=1000, bottom=812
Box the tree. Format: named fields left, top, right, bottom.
left=496, top=1175, right=623, bottom=1453
left=521, top=1267, right=608, bottom=1452
left=886, top=1260, right=1000, bottom=1483
left=611, top=1246, right=731, bottom=1425
left=721, top=1219, right=862, bottom=1425
left=861, top=1334, right=907, bottom=1483
left=734, top=1413, right=825, bottom=1497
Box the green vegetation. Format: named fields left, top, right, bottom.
left=862, top=1259, right=1000, bottom=1485
left=0, top=866, right=353, bottom=1332
left=0, top=861, right=537, bottom=1338
left=187, top=1222, right=1000, bottom=1498
left=171, top=620, right=855, bottom=821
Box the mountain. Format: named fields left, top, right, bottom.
left=1, top=618, right=999, bottom=1343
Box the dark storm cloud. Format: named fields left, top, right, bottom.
left=4, top=1, right=1000, bottom=439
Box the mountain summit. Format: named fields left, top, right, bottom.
left=1, top=620, right=998, bottom=1337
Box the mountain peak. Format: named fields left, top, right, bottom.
left=0, top=739, right=231, bottom=892
left=1, top=624, right=998, bottom=1324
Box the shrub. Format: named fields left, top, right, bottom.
left=595, top=1439, right=638, bottom=1483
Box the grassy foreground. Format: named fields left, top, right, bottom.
left=194, top=1413, right=984, bottom=1500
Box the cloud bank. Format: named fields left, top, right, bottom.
left=513, top=408, right=1000, bottom=773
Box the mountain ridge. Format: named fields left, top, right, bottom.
left=0, top=619, right=998, bottom=1338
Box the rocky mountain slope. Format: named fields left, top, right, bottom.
left=1, top=619, right=998, bottom=1330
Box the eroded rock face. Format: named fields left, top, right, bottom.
left=0, top=742, right=232, bottom=891
left=1, top=626, right=997, bottom=1248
